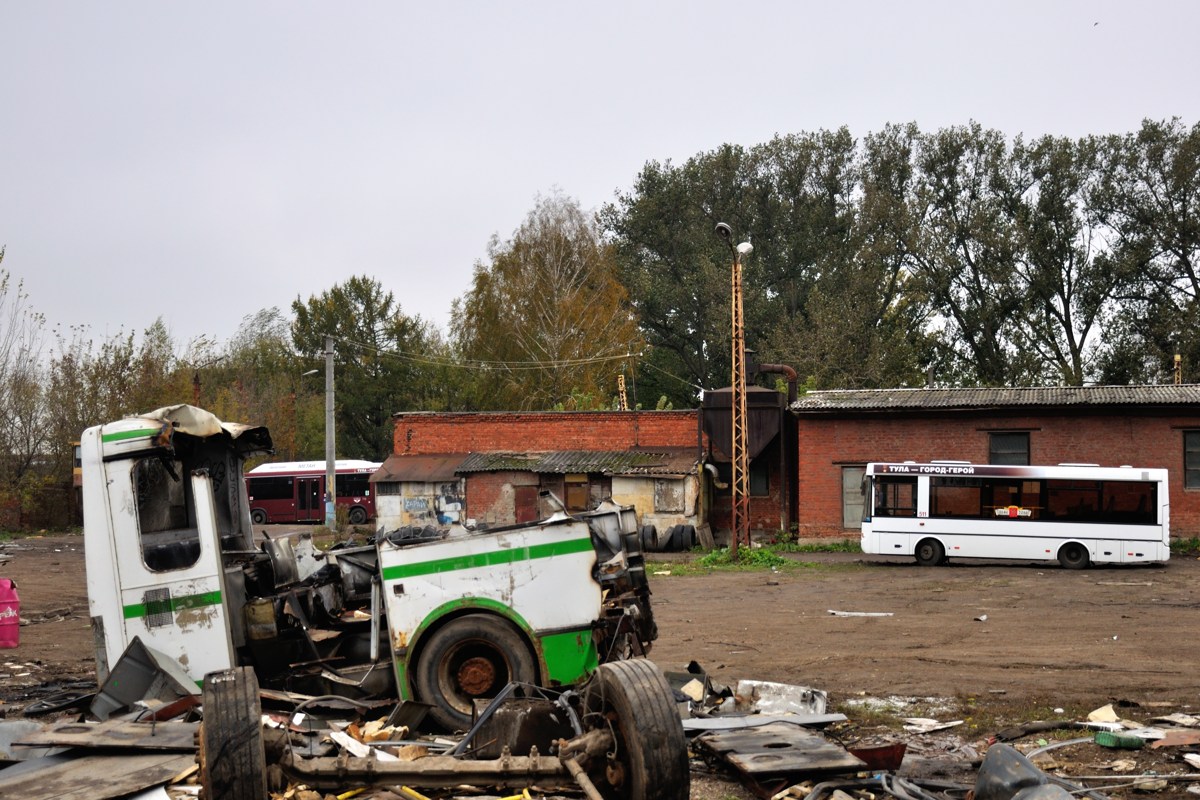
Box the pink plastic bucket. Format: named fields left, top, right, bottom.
left=0, top=578, right=18, bottom=648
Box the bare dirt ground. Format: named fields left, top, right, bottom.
left=3, top=533, right=1199, bottom=798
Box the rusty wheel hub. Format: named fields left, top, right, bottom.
left=456, top=656, right=496, bottom=695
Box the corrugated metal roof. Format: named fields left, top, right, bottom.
left=456, top=449, right=699, bottom=476
left=371, top=454, right=467, bottom=483
left=791, top=385, right=1200, bottom=413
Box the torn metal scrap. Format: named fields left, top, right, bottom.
left=683, top=713, right=847, bottom=732
left=693, top=721, right=867, bottom=781
left=90, top=636, right=199, bottom=721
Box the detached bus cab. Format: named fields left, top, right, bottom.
left=861, top=461, right=1170, bottom=569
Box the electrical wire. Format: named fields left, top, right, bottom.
left=331, top=333, right=641, bottom=372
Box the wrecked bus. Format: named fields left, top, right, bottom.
left=81, top=405, right=662, bottom=732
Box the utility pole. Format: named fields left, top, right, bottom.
left=716, top=222, right=753, bottom=557
left=324, top=336, right=337, bottom=529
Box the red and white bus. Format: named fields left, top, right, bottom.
left=245, top=460, right=381, bottom=525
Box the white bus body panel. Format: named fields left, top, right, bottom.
left=378, top=518, right=601, bottom=649
left=83, top=428, right=236, bottom=683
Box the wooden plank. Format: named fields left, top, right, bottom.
left=695, top=721, right=866, bottom=777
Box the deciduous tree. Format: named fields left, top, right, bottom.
left=452, top=193, right=643, bottom=410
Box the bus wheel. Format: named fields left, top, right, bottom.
left=250, top=509, right=267, bottom=525
left=199, top=667, right=267, bottom=800
left=915, top=538, right=944, bottom=567
left=348, top=505, right=368, bottom=525
left=1058, top=542, right=1090, bottom=570
left=414, top=614, right=537, bottom=732
left=581, top=658, right=690, bottom=800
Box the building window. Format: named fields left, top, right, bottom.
left=654, top=478, right=685, bottom=513
left=564, top=473, right=589, bottom=511
left=749, top=460, right=770, bottom=496
left=989, top=432, right=1029, bottom=465
left=1185, top=431, right=1200, bottom=489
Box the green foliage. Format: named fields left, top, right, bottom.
left=1170, top=537, right=1200, bottom=556
left=697, top=546, right=791, bottom=569
left=770, top=539, right=861, bottom=553
left=605, top=118, right=1200, bottom=390
left=292, top=276, right=438, bottom=459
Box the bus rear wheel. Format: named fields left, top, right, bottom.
left=1058, top=542, right=1090, bottom=570
left=250, top=509, right=267, bottom=525
left=348, top=505, right=368, bottom=525
left=915, top=538, right=944, bottom=567
left=413, top=614, right=537, bottom=732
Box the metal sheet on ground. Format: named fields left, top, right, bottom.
left=15, top=720, right=198, bottom=751
left=695, top=721, right=866, bottom=778
left=0, top=751, right=196, bottom=799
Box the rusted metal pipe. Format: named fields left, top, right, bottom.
left=757, top=363, right=798, bottom=403
left=563, top=757, right=606, bottom=800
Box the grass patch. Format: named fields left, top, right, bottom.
left=770, top=538, right=861, bottom=554
left=0, top=528, right=81, bottom=541
left=698, top=546, right=791, bottom=569
left=1171, top=537, right=1200, bottom=556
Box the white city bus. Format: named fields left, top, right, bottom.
left=860, top=461, right=1170, bottom=569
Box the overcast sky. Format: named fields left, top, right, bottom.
left=2, top=1, right=1197, bottom=353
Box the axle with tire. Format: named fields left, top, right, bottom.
left=199, top=659, right=689, bottom=800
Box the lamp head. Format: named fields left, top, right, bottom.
left=714, top=222, right=732, bottom=241
left=737, top=242, right=754, bottom=256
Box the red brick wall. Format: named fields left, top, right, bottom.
left=466, top=470, right=539, bottom=526
left=393, top=411, right=703, bottom=454
left=797, top=411, right=1200, bottom=539
left=708, top=438, right=791, bottom=537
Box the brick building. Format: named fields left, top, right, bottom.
left=792, top=385, right=1200, bottom=540
left=372, top=411, right=714, bottom=537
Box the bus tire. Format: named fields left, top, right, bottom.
left=250, top=509, right=267, bottom=525
left=413, top=614, right=537, bottom=732
left=1058, top=542, right=1090, bottom=570
left=915, top=538, right=944, bottom=567
left=348, top=505, right=368, bottom=525
left=582, top=658, right=689, bottom=800
left=199, top=667, right=267, bottom=800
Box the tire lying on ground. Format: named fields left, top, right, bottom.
left=199, top=667, right=267, bottom=800
left=580, top=658, right=689, bottom=800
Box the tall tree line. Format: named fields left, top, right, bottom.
left=603, top=118, right=1200, bottom=406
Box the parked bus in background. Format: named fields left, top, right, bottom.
left=861, top=461, right=1170, bottom=569
left=246, top=460, right=381, bottom=525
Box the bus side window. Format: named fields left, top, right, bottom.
left=876, top=477, right=917, bottom=517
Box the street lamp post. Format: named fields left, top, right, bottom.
left=323, top=336, right=337, bottom=529
left=716, top=222, right=753, bottom=557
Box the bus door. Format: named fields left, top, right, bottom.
left=108, top=467, right=236, bottom=683
left=297, top=476, right=323, bottom=522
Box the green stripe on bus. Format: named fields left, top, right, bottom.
left=102, top=427, right=162, bottom=443
left=381, top=537, right=594, bottom=581
left=123, top=590, right=222, bottom=619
